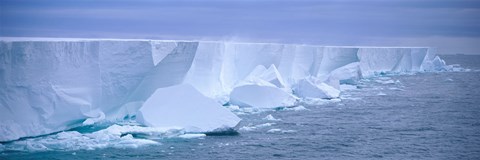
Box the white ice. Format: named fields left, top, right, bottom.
left=267, top=128, right=297, bottom=133
left=230, top=84, right=298, bottom=108
left=0, top=124, right=184, bottom=151
left=239, top=123, right=275, bottom=132
left=263, top=114, right=281, bottom=121
left=0, top=37, right=453, bottom=142
left=294, top=77, right=340, bottom=99
left=137, top=84, right=241, bottom=133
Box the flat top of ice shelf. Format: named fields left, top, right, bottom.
left=0, top=37, right=430, bottom=49
left=0, top=37, right=179, bottom=42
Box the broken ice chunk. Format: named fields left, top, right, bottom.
left=293, top=77, right=340, bottom=99
left=137, top=84, right=241, bottom=133
left=421, top=56, right=449, bottom=71
left=241, top=64, right=287, bottom=88
left=230, top=84, right=297, bottom=108
left=263, top=114, right=281, bottom=121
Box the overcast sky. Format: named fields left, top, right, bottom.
left=1, top=0, right=479, bottom=54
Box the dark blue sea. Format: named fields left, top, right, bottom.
left=1, top=55, right=480, bottom=159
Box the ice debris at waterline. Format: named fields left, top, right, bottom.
left=0, top=124, right=186, bottom=151
left=0, top=37, right=457, bottom=142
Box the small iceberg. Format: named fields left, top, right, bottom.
left=138, top=84, right=241, bottom=133
left=263, top=114, right=281, bottom=121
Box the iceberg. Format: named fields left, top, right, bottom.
left=137, top=84, right=240, bottom=133
left=241, top=64, right=287, bottom=88
left=325, top=62, right=362, bottom=89
left=263, top=114, right=281, bottom=121
left=421, top=56, right=449, bottom=71
left=0, top=37, right=452, bottom=142
left=229, top=64, right=297, bottom=108
left=294, top=77, right=340, bottom=99
left=230, top=84, right=298, bottom=108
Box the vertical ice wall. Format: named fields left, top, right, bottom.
left=0, top=40, right=199, bottom=141
left=0, top=38, right=446, bottom=142
left=317, top=47, right=360, bottom=76
left=1, top=41, right=102, bottom=141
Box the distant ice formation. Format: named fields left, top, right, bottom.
left=0, top=38, right=453, bottom=142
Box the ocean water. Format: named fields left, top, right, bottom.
left=1, top=55, right=480, bottom=159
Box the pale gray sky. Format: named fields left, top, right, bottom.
left=1, top=0, right=479, bottom=54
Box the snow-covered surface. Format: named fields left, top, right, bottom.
left=0, top=37, right=453, bottom=142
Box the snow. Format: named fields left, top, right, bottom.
left=0, top=37, right=454, bottom=142
left=137, top=84, right=241, bottom=133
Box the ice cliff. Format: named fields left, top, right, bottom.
left=0, top=38, right=449, bottom=142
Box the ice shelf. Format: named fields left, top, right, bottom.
left=0, top=37, right=451, bottom=141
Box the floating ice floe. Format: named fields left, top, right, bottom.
left=178, top=134, right=206, bottom=139
left=0, top=124, right=185, bottom=152
left=377, top=92, right=387, bottom=96
left=229, top=64, right=297, bottom=108
left=239, top=123, right=275, bottom=132
left=279, top=105, right=310, bottom=111
left=444, top=78, right=454, bottom=82
left=300, top=98, right=341, bottom=106
left=294, top=77, right=340, bottom=99
left=421, top=56, right=448, bottom=71
left=267, top=129, right=297, bottom=133
left=374, top=79, right=395, bottom=84
left=230, top=83, right=298, bottom=109
left=325, top=62, right=362, bottom=89
left=388, top=87, right=405, bottom=91
left=339, top=84, right=358, bottom=91
left=240, top=64, right=288, bottom=88
left=263, top=114, right=281, bottom=121
left=137, top=84, right=241, bottom=133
